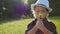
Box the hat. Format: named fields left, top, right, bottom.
left=31, top=0, right=52, bottom=12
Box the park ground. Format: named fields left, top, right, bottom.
left=0, top=16, right=60, bottom=34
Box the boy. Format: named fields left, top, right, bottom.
left=25, top=0, right=57, bottom=34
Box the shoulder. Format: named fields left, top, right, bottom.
left=48, top=21, right=56, bottom=30
left=46, top=21, right=57, bottom=34
left=47, top=19, right=56, bottom=29
left=47, top=21, right=57, bottom=34
left=28, top=19, right=37, bottom=27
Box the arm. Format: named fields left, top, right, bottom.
left=27, top=26, right=37, bottom=34
left=38, top=22, right=58, bottom=34
left=25, top=21, right=38, bottom=34
left=48, top=22, right=57, bottom=34
left=36, top=19, right=53, bottom=34
left=38, top=25, right=53, bottom=34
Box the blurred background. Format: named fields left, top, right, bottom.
left=0, top=0, right=60, bottom=34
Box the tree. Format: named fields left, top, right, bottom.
left=49, top=0, right=60, bottom=16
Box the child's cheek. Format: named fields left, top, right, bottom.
left=42, top=13, right=47, bottom=18
left=44, top=13, right=47, bottom=16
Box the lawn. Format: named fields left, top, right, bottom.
left=0, top=16, right=60, bottom=34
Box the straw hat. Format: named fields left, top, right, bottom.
left=31, top=0, right=52, bottom=12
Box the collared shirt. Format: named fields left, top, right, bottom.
left=25, top=18, right=57, bottom=34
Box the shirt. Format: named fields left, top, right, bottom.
left=25, top=18, right=57, bottom=34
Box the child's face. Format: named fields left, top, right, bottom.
left=34, top=6, right=49, bottom=19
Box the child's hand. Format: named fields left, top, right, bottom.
left=35, top=19, right=45, bottom=29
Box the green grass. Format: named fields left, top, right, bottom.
left=0, top=17, right=60, bottom=34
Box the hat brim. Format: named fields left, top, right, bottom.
left=31, top=4, right=52, bottom=12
